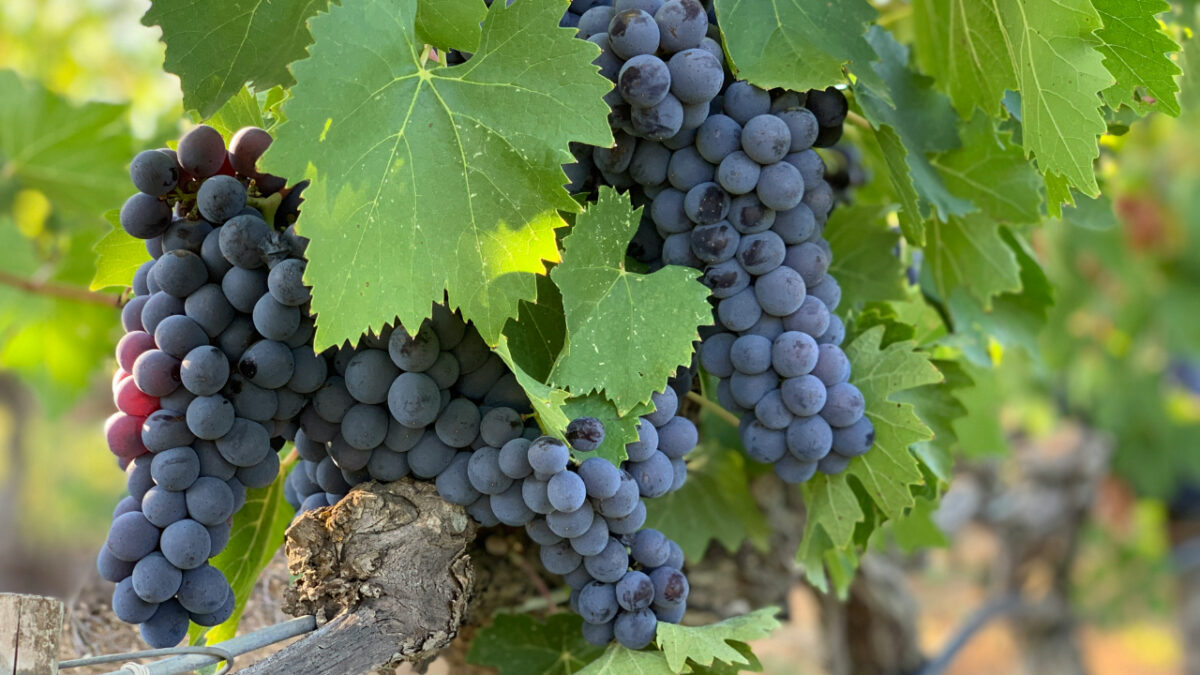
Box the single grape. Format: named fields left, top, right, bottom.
left=631, top=94, right=684, bottom=140
left=716, top=151, right=761, bottom=195
left=666, top=146, right=714, bottom=191
left=177, top=125, right=226, bottom=179
left=130, top=149, right=180, bottom=196
left=121, top=193, right=171, bottom=239
left=820, top=382, right=866, bottom=428
left=786, top=414, right=833, bottom=461
left=613, top=608, right=657, bottom=649
left=772, top=204, right=816, bottom=244
left=667, top=48, right=722, bottom=104
left=703, top=259, right=751, bottom=299
left=730, top=334, right=772, bottom=375
left=689, top=221, right=739, bottom=264
left=112, top=577, right=158, bottom=624
left=716, top=287, right=762, bottom=332
left=579, top=581, right=620, bottom=624
left=683, top=181, right=730, bottom=224
left=723, top=81, right=771, bottom=125
left=776, top=108, right=819, bottom=152
left=197, top=175, right=247, bottom=224
left=695, top=114, right=742, bottom=164
left=736, top=231, right=786, bottom=275
left=218, top=214, right=270, bottom=269
left=388, top=322, right=441, bottom=372
left=153, top=250, right=208, bottom=298
left=608, top=9, right=660, bottom=59
left=756, top=161, right=805, bottom=211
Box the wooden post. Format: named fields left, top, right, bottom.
left=0, top=593, right=64, bottom=675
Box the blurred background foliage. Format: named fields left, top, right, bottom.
left=0, top=0, right=1198, bottom=669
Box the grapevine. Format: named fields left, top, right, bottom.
left=0, top=0, right=1187, bottom=671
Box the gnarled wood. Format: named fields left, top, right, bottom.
left=241, top=479, right=476, bottom=675
left=1, top=593, right=64, bottom=675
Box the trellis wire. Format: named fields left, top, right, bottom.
left=60, top=615, right=316, bottom=675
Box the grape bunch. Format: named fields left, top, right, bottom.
left=101, top=124, right=314, bottom=648
left=279, top=307, right=697, bottom=649
left=562, top=1, right=876, bottom=480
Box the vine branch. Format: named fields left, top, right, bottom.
left=686, top=390, right=741, bottom=427
left=0, top=270, right=121, bottom=308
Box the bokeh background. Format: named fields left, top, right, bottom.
left=1, top=0, right=1198, bottom=673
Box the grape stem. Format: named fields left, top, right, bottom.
left=0, top=270, right=121, bottom=307
left=844, top=110, right=870, bottom=130
left=685, top=390, right=741, bottom=428
left=247, top=192, right=283, bottom=227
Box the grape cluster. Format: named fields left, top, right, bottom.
left=280, top=308, right=698, bottom=649
left=101, top=124, right=313, bottom=647
left=563, top=1, right=875, bottom=480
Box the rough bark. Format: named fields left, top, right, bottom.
left=985, top=427, right=1111, bottom=675
left=819, top=556, right=926, bottom=675
left=242, top=479, right=477, bottom=675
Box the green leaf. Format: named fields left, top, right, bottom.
left=495, top=338, right=644, bottom=465
left=894, top=357, right=973, bottom=481
left=929, top=114, right=1042, bottom=225
left=189, top=468, right=293, bottom=645
left=713, top=0, right=884, bottom=97
left=923, top=213, right=1022, bottom=308
left=824, top=204, right=906, bottom=305
left=0, top=69, right=131, bottom=219
left=416, top=0, right=488, bottom=52
left=657, top=607, right=781, bottom=673
left=911, top=0, right=1016, bottom=117
left=798, top=326, right=941, bottom=591
left=644, top=444, right=770, bottom=562
left=1093, top=0, right=1181, bottom=117
left=912, top=0, right=1113, bottom=195
left=263, top=0, right=612, bottom=349
left=197, top=86, right=266, bottom=139
left=890, top=496, right=948, bottom=552
left=869, top=124, right=926, bottom=244
left=944, top=227, right=1053, bottom=360
left=466, top=612, right=604, bottom=675
left=550, top=189, right=711, bottom=415
left=578, top=644, right=675, bottom=675
left=91, top=210, right=149, bottom=290
left=143, top=0, right=330, bottom=118
left=855, top=28, right=972, bottom=234
left=1058, top=190, right=1118, bottom=230
left=505, top=274, right=566, bottom=383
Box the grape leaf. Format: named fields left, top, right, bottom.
left=929, top=114, right=1042, bottom=225
left=1093, top=0, right=1181, bottom=117
left=92, top=210, right=150, bottom=290
left=550, top=189, right=712, bottom=415
left=713, top=0, right=886, bottom=99
left=505, top=274, right=566, bottom=383
left=644, top=444, right=770, bottom=562
left=855, top=28, right=972, bottom=237
left=263, top=0, right=612, bottom=350
left=944, top=227, right=1053, bottom=362
left=416, top=0, right=488, bottom=52
left=912, top=0, right=1113, bottom=195
left=197, top=86, right=267, bottom=140
left=466, top=612, right=604, bottom=675
left=656, top=607, right=781, bottom=673
left=142, top=0, right=330, bottom=118
left=797, top=325, right=941, bottom=591
left=911, top=0, right=1015, bottom=117
left=0, top=69, right=131, bottom=219
left=895, top=357, right=973, bottom=482
left=189, top=467, right=293, bottom=645
left=494, top=338, right=643, bottom=465
left=868, top=124, right=926, bottom=245
left=890, top=496, right=948, bottom=552
left=824, top=204, right=906, bottom=305
left=577, top=644, right=675, bottom=675
left=922, top=213, right=1022, bottom=308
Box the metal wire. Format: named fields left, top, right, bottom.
left=60, top=646, right=234, bottom=674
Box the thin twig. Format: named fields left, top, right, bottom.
left=509, top=552, right=558, bottom=614
left=845, top=110, right=871, bottom=130
left=0, top=270, right=121, bottom=307
left=686, top=390, right=741, bottom=428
